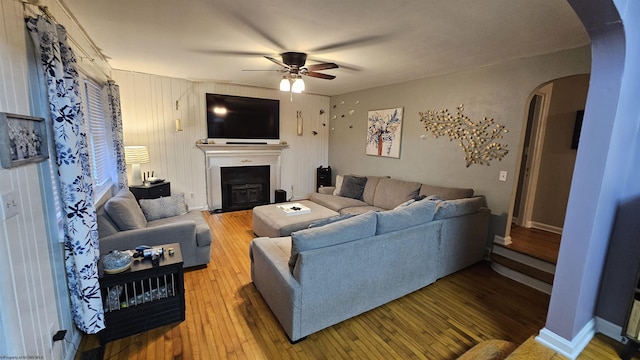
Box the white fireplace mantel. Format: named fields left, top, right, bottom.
left=197, top=143, right=288, bottom=211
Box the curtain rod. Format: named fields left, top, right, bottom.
left=22, top=1, right=112, bottom=81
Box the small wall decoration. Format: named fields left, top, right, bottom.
left=418, top=104, right=508, bottom=167
left=0, top=112, right=49, bottom=169
left=366, top=107, right=403, bottom=158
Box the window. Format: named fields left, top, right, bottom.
left=83, top=78, right=114, bottom=200
left=47, top=77, right=115, bottom=227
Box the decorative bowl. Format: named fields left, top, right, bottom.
left=102, top=250, right=132, bottom=274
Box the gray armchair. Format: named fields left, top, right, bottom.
left=96, top=189, right=212, bottom=268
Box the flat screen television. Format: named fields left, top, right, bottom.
left=206, top=93, right=280, bottom=142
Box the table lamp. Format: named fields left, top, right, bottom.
left=124, top=146, right=149, bottom=185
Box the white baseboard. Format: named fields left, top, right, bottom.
left=530, top=221, right=563, bottom=234
left=493, top=235, right=512, bottom=245
left=595, top=316, right=624, bottom=342
left=536, top=318, right=596, bottom=359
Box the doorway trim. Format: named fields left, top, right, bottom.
left=513, top=83, right=553, bottom=229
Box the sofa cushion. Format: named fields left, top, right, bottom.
left=104, top=190, right=147, bottom=230
left=308, top=192, right=368, bottom=212
left=338, top=175, right=367, bottom=200
left=362, top=176, right=389, bottom=205
left=372, top=178, right=421, bottom=210
left=289, top=211, right=377, bottom=272
left=419, top=184, right=474, bottom=200
left=433, top=197, right=484, bottom=220
left=308, top=214, right=354, bottom=228
left=376, top=199, right=438, bottom=234
left=148, top=210, right=212, bottom=247
left=139, top=193, right=188, bottom=221
left=339, top=205, right=385, bottom=216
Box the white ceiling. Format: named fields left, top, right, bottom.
left=61, top=0, right=590, bottom=96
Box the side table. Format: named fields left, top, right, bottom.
left=98, top=243, right=184, bottom=344
left=129, top=181, right=170, bottom=201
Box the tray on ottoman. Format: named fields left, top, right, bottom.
left=253, top=200, right=339, bottom=237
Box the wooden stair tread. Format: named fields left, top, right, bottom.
left=492, top=253, right=555, bottom=285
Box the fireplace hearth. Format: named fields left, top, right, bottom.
left=220, top=165, right=270, bottom=211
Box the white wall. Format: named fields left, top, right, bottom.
left=327, top=46, right=591, bottom=239
left=0, top=1, right=112, bottom=359
left=112, top=70, right=331, bottom=207
left=0, top=1, right=64, bottom=358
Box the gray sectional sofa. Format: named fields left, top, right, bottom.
left=97, top=189, right=212, bottom=268
left=249, top=175, right=490, bottom=342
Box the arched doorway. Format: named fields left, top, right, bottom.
left=509, top=75, right=590, bottom=261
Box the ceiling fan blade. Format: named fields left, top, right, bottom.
left=306, top=63, right=339, bottom=71
left=309, top=34, right=391, bottom=53
left=305, top=71, right=336, bottom=80
left=241, top=69, right=284, bottom=72
left=264, top=56, right=289, bottom=68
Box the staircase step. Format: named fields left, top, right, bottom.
left=492, top=254, right=554, bottom=285
left=490, top=245, right=556, bottom=294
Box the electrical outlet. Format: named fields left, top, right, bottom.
left=1, top=191, right=19, bottom=220
left=190, top=192, right=194, bottom=199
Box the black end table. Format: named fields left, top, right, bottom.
left=98, top=243, right=184, bottom=344
left=129, top=181, right=170, bottom=201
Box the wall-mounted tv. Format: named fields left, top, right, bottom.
left=206, top=93, right=280, bottom=142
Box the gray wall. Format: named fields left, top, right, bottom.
left=532, top=74, right=590, bottom=229
left=328, top=47, right=591, bottom=238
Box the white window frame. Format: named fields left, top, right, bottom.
left=81, top=76, right=115, bottom=202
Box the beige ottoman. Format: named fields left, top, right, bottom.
left=252, top=200, right=339, bottom=237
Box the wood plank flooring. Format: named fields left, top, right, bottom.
left=78, top=210, right=628, bottom=359
left=505, top=225, right=561, bottom=264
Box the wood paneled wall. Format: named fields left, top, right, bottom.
left=0, top=1, right=65, bottom=358
left=113, top=71, right=330, bottom=208
left=0, top=1, right=113, bottom=359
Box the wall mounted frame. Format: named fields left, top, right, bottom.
left=0, top=112, right=49, bottom=169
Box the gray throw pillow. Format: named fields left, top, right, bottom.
left=104, top=191, right=147, bottom=230
left=289, top=211, right=377, bottom=272
left=338, top=175, right=368, bottom=200
left=139, top=193, right=188, bottom=221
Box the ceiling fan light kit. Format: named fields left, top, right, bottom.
left=279, top=76, right=291, bottom=91
left=246, top=52, right=338, bottom=93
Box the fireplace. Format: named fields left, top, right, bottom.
left=220, top=166, right=270, bottom=211
left=196, top=142, right=287, bottom=212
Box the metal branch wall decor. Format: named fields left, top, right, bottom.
left=418, top=104, right=509, bottom=167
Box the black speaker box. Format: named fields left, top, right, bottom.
left=316, top=166, right=332, bottom=189
left=275, top=189, right=286, bottom=203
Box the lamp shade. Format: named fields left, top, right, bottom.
left=124, top=146, right=149, bottom=164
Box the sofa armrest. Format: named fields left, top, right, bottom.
left=98, top=221, right=197, bottom=254
left=318, top=186, right=335, bottom=195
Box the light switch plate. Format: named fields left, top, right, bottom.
left=499, top=171, right=508, bottom=182
left=1, top=191, right=19, bottom=220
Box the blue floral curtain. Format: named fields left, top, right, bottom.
left=106, top=81, right=127, bottom=190
left=27, top=16, right=105, bottom=334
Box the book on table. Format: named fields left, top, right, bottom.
left=277, top=202, right=311, bottom=216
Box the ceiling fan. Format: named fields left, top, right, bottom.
left=244, top=52, right=339, bottom=93
left=264, top=52, right=339, bottom=80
